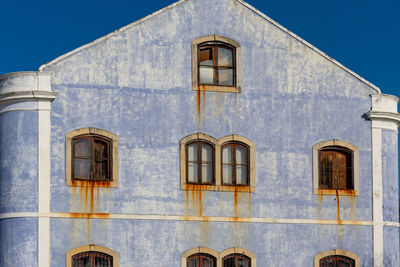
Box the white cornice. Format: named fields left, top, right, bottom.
left=0, top=91, right=57, bottom=105
left=365, top=111, right=400, bottom=125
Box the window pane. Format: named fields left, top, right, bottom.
left=94, top=140, right=108, bottom=160
left=199, top=67, right=215, bottom=84
left=202, top=164, right=212, bottom=183
left=188, top=257, right=198, bottom=267
left=222, top=146, right=232, bottom=164
left=188, top=144, right=198, bottom=161
left=74, top=159, right=89, bottom=179
left=236, top=146, right=246, bottom=164
left=223, top=257, right=234, bottom=267
left=188, top=163, right=198, bottom=183
left=236, top=166, right=247, bottom=185
left=204, top=257, right=215, bottom=267
left=222, top=165, right=232, bottom=184
left=74, top=139, right=89, bottom=157
left=199, top=48, right=213, bottom=66
left=218, top=47, right=233, bottom=66
left=238, top=258, right=248, bottom=267
left=202, top=144, right=212, bottom=162
left=72, top=254, right=90, bottom=267
left=95, top=161, right=108, bottom=180
left=218, top=69, right=233, bottom=86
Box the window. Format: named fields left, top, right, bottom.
left=180, top=133, right=254, bottom=192
left=186, top=141, right=215, bottom=185
left=66, top=245, right=118, bottom=267
left=221, top=143, right=249, bottom=186
left=187, top=253, right=217, bottom=267
left=222, top=254, right=251, bottom=267
left=66, top=128, right=118, bottom=187
left=319, top=255, right=355, bottom=267
left=72, top=251, right=112, bottom=267
left=182, top=247, right=255, bottom=267
left=313, top=140, right=359, bottom=196
left=314, top=249, right=359, bottom=267
left=192, top=35, right=241, bottom=93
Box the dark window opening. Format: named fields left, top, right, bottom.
left=222, top=143, right=249, bottom=186
left=72, top=134, right=112, bottom=181
left=72, top=251, right=113, bottom=267
left=319, top=146, right=353, bottom=190
left=320, top=255, right=355, bottom=267
left=186, top=141, right=215, bottom=184
left=198, top=42, right=235, bottom=86
left=187, top=253, right=216, bottom=267
left=223, top=253, right=251, bottom=267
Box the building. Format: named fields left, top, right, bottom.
left=0, top=0, right=399, bottom=266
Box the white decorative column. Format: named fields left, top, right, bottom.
left=366, top=94, right=400, bottom=267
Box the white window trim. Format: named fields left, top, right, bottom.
left=180, top=133, right=255, bottom=192
left=192, top=35, right=242, bottom=93
left=314, top=249, right=360, bottom=267
left=312, top=140, right=359, bottom=196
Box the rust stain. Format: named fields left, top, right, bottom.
left=248, top=190, right=252, bottom=216
left=66, top=212, right=111, bottom=219
left=336, top=190, right=341, bottom=221
left=316, top=188, right=356, bottom=196
left=198, top=189, right=203, bottom=216
left=197, top=88, right=201, bottom=126
left=317, top=193, right=323, bottom=218
left=234, top=189, right=239, bottom=218
left=202, top=89, right=206, bottom=112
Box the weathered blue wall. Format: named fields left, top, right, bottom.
left=0, top=218, right=38, bottom=266
left=39, top=0, right=394, bottom=265
left=0, top=111, right=38, bottom=213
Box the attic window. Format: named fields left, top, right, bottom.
left=192, top=35, right=241, bottom=93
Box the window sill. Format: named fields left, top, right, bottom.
left=68, top=180, right=117, bottom=188
left=181, top=184, right=254, bottom=192
left=314, top=189, right=358, bottom=196
left=194, top=85, right=240, bottom=93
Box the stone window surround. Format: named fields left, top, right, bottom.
left=181, top=247, right=256, bottom=267
left=66, top=244, right=119, bottom=267
left=313, top=139, right=359, bottom=196
left=192, top=35, right=242, bottom=93
left=314, top=249, right=360, bottom=267
left=66, top=127, right=118, bottom=187
left=180, top=133, right=255, bottom=192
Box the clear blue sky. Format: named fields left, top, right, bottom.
left=1, top=0, right=399, bottom=97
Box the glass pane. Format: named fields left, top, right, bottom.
left=236, top=166, right=247, bottom=185
left=199, top=67, right=214, bottom=84
left=94, top=255, right=112, bottom=267
left=94, top=140, right=108, bottom=160
left=95, top=161, right=108, bottom=180
left=188, top=257, right=198, bottom=267
left=72, top=254, right=90, bottom=267
left=218, top=47, right=233, bottom=66
left=337, top=260, right=351, bottom=267
left=188, top=144, right=198, bottom=161
left=223, top=257, right=234, bottom=267
left=238, top=258, right=248, bottom=267
left=74, top=159, right=89, bottom=179
left=202, top=144, right=212, bottom=162
left=204, top=257, right=215, bottom=267
left=74, top=139, right=89, bottom=157
left=222, top=165, right=232, bottom=184
left=188, top=163, right=198, bottom=183
left=199, top=48, right=213, bottom=66
left=236, top=146, right=246, bottom=164
left=218, top=69, right=233, bottom=86
left=222, top=146, right=232, bottom=164
left=202, top=164, right=212, bottom=183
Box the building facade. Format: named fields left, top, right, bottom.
left=0, top=0, right=399, bottom=266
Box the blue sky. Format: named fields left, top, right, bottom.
left=1, top=0, right=399, bottom=97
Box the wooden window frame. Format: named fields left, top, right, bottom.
left=187, top=253, right=217, bottom=267
left=66, top=128, right=118, bottom=187
left=314, top=249, right=359, bottom=267
left=66, top=244, right=119, bottom=267
left=222, top=253, right=251, bottom=267
left=192, top=35, right=241, bottom=93
left=72, top=251, right=113, bottom=267
left=221, top=142, right=250, bottom=186
left=313, top=140, right=359, bottom=196
left=180, top=133, right=255, bottom=192
left=186, top=140, right=215, bottom=185
left=319, top=255, right=355, bottom=266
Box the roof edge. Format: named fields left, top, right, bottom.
left=38, top=0, right=187, bottom=71
left=235, top=0, right=381, bottom=94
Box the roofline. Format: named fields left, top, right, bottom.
left=38, top=0, right=381, bottom=94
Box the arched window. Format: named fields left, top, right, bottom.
left=319, top=255, right=355, bottom=267
left=187, top=253, right=217, bottom=267
left=192, top=35, right=241, bottom=93
left=222, top=253, right=251, bottom=267
left=221, top=142, right=249, bottom=185
left=66, top=245, right=118, bottom=267
left=198, top=42, right=235, bottom=86
left=66, top=128, right=118, bottom=187
left=186, top=140, right=215, bottom=185
left=313, top=140, right=359, bottom=195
